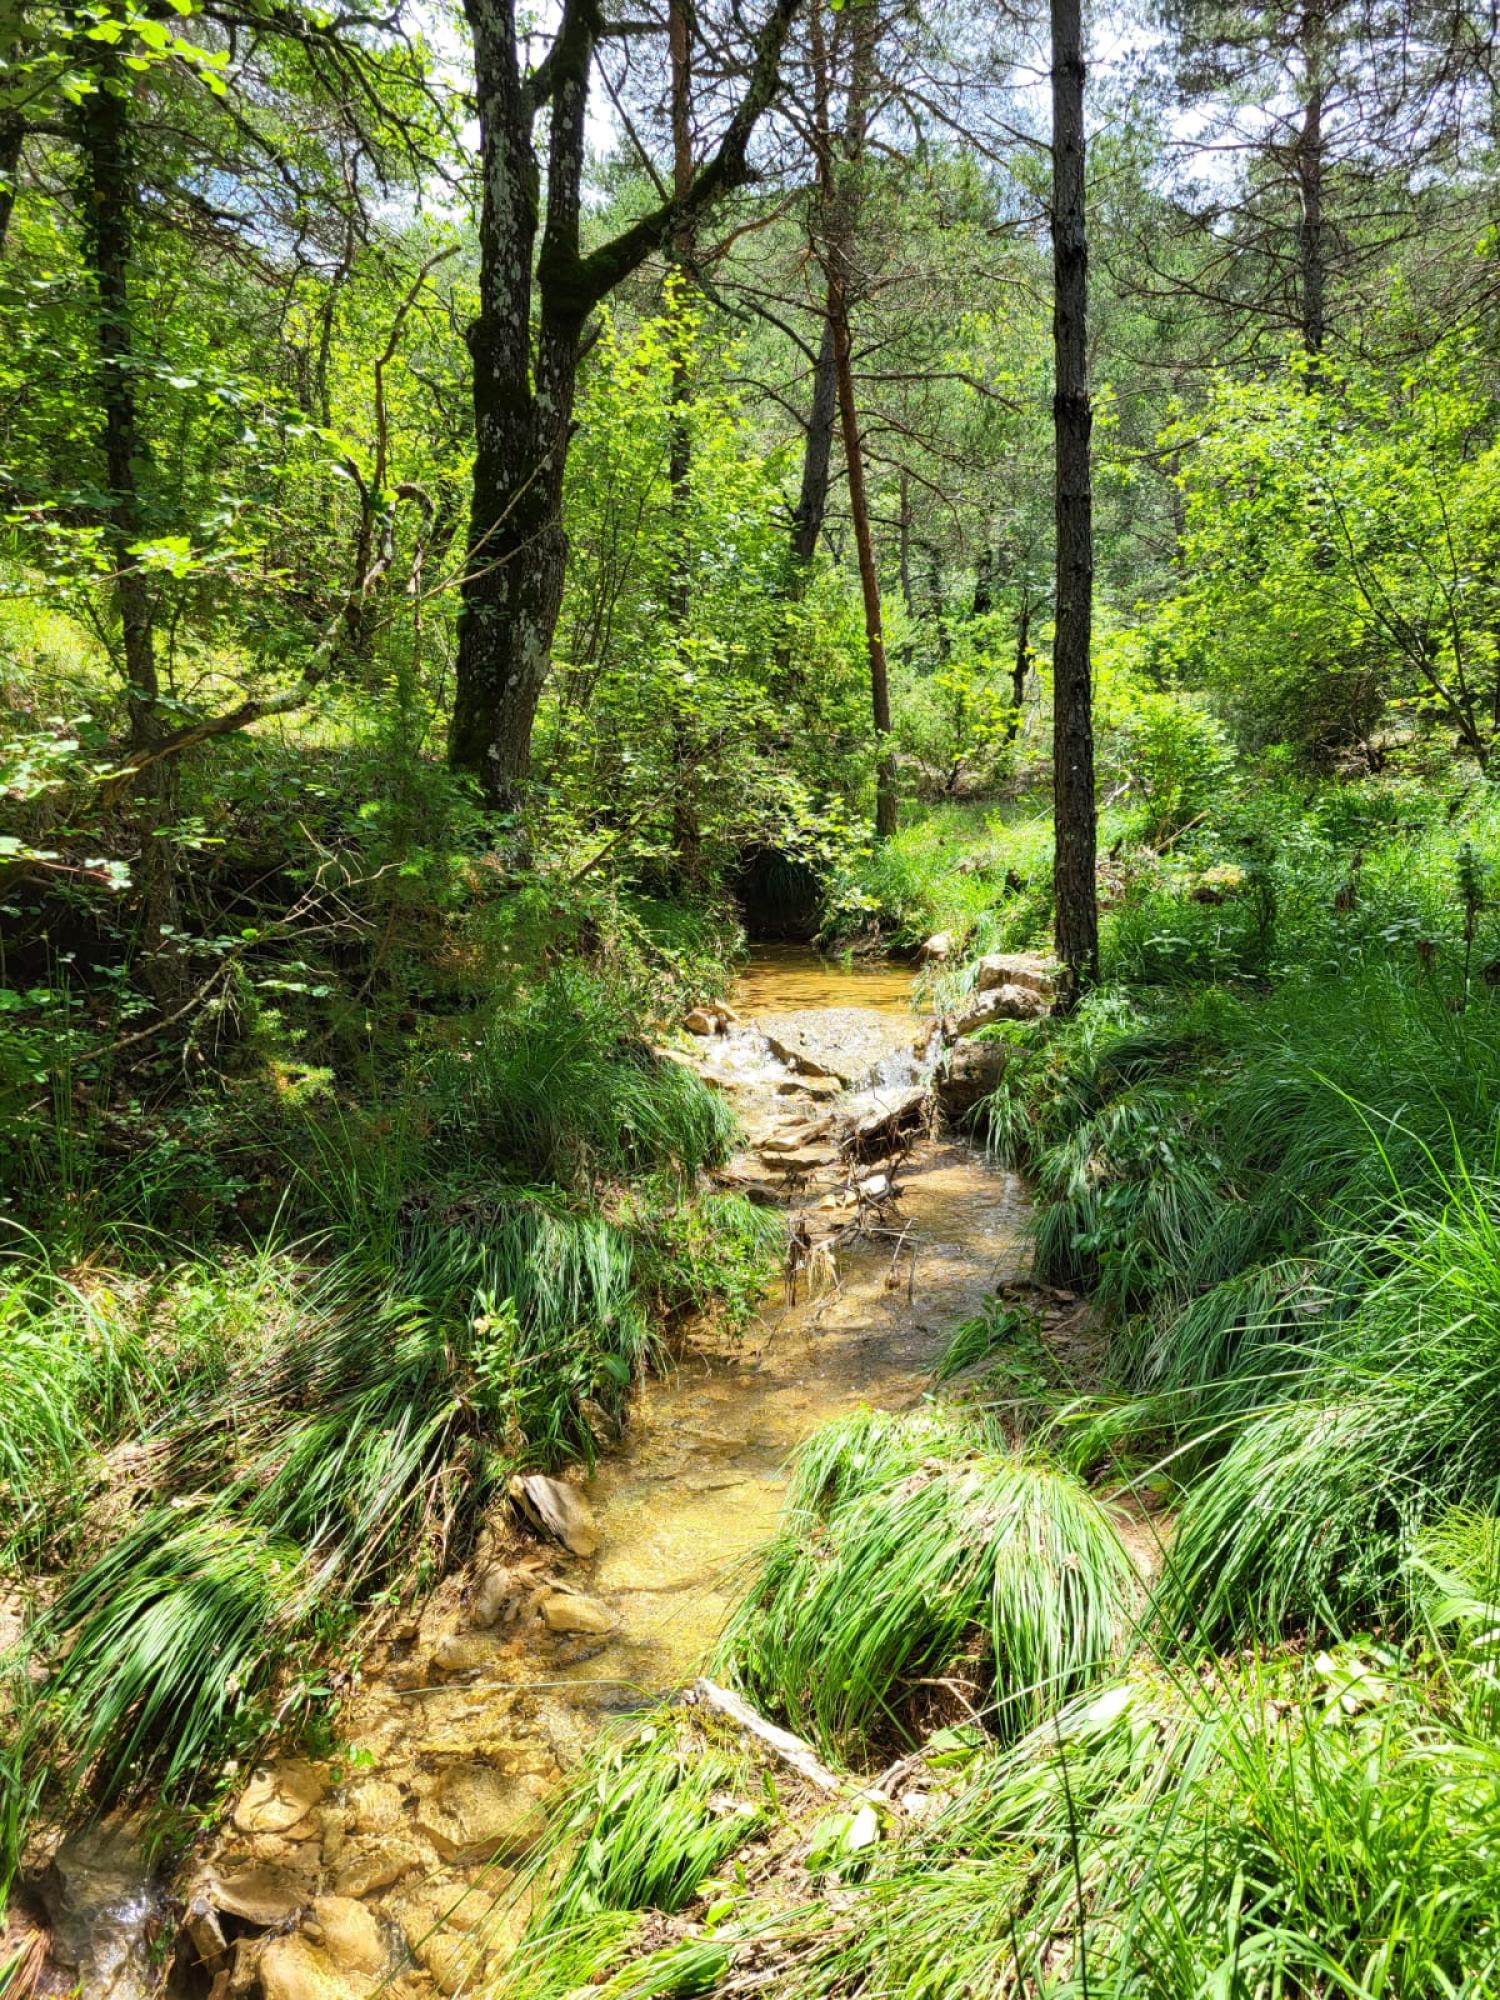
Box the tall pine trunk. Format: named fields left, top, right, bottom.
left=1049, top=0, right=1098, bottom=1005
left=1297, top=0, right=1326, bottom=362
left=788, top=319, right=838, bottom=580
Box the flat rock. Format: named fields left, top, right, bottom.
left=332, top=1840, right=420, bottom=1900
left=413, top=1765, right=547, bottom=1864
left=973, top=952, right=1059, bottom=1000
left=842, top=1084, right=928, bottom=1146
left=199, top=1862, right=306, bottom=1928
left=233, top=1760, right=326, bottom=1836
left=953, top=984, right=1047, bottom=1036
left=259, top=1933, right=372, bottom=2000
left=509, top=1473, right=598, bottom=1557
left=757, top=1008, right=918, bottom=1088
left=431, top=1630, right=508, bottom=1674
left=536, top=1587, right=617, bottom=1636
left=303, top=1897, right=386, bottom=1976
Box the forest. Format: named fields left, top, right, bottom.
left=6, top=0, right=1500, bottom=1990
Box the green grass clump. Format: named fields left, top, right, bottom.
left=601, top=1660, right=1500, bottom=2000
left=717, top=1407, right=1131, bottom=1758
left=1166, top=1170, right=1500, bottom=1642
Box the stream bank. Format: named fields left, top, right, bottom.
left=35, top=950, right=1033, bottom=2000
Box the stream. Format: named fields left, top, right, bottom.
left=32, top=948, right=1030, bottom=2000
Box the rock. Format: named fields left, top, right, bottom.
left=683, top=1007, right=718, bottom=1035
left=918, top=930, right=954, bottom=964
left=413, top=1765, right=547, bottom=1864
left=843, top=1084, right=928, bottom=1149
left=259, top=1933, right=372, bottom=2000
left=199, top=1863, right=306, bottom=1928
left=332, top=1842, right=418, bottom=1900
left=952, top=984, right=1047, bottom=1036
left=508, top=1473, right=598, bottom=1557
left=536, top=1587, right=617, bottom=1636
left=774, top=1074, right=842, bottom=1100
left=344, top=1780, right=405, bottom=1837
left=758, top=1008, right=918, bottom=1089
left=857, top=1172, right=890, bottom=1198
left=762, top=1145, right=839, bottom=1173
left=759, top=1116, right=833, bottom=1153
left=937, top=1039, right=1006, bottom=1119
left=302, top=1898, right=385, bottom=1976
left=431, top=1630, right=507, bottom=1674
left=973, top=952, right=1059, bottom=1001
left=233, top=1760, right=326, bottom=1836
left=470, top=1563, right=526, bottom=1629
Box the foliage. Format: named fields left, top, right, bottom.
left=717, top=1406, right=1131, bottom=1757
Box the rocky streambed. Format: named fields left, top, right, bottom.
left=29, top=948, right=1046, bottom=2000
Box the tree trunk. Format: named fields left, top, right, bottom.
left=1297, top=0, right=1326, bottom=362
left=830, top=273, right=896, bottom=840
left=450, top=0, right=798, bottom=804
left=450, top=0, right=564, bottom=805
left=1006, top=593, right=1032, bottom=744
left=0, top=109, right=23, bottom=256
left=788, top=317, right=838, bottom=579
left=1050, top=0, right=1098, bottom=1005
left=666, top=0, right=701, bottom=880
left=80, top=45, right=184, bottom=990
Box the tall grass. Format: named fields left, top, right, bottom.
left=1165, top=1168, right=1500, bottom=1641
left=717, top=1408, right=1131, bottom=1758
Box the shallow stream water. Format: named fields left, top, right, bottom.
left=36, top=949, right=1030, bottom=2000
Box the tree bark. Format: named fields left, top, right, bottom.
left=788, top=317, right=838, bottom=578
left=1049, top=0, right=1098, bottom=1004
left=1006, top=592, right=1032, bottom=744
left=0, top=109, right=23, bottom=256
left=813, top=0, right=895, bottom=838
left=667, top=0, right=701, bottom=879
left=450, top=0, right=800, bottom=807
left=1296, top=0, right=1327, bottom=362
left=830, top=276, right=896, bottom=839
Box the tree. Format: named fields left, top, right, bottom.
left=1051, top=0, right=1099, bottom=1003
left=448, top=0, right=800, bottom=806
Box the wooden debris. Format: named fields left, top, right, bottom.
left=687, top=1678, right=842, bottom=1793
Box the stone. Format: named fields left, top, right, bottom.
left=259, top=1933, right=371, bottom=2000
left=683, top=1007, right=718, bottom=1035
left=952, top=984, right=1047, bottom=1037
left=844, top=1084, right=927, bottom=1147
left=303, top=1897, right=385, bottom=1976
left=233, top=1760, right=326, bottom=1836
left=757, top=1008, right=917, bottom=1089
left=762, top=1145, right=839, bottom=1172
left=432, top=1630, right=507, bottom=1674
left=470, top=1563, right=527, bottom=1629
left=918, top=930, right=954, bottom=964
left=200, top=1862, right=307, bottom=1928
left=937, top=1039, right=1006, bottom=1119
left=758, top=1115, right=833, bottom=1153
left=508, top=1473, right=598, bottom=1557
left=973, top=952, right=1059, bottom=1000
left=345, top=1780, right=405, bottom=1837
left=412, top=1765, right=547, bottom=1864
left=536, top=1587, right=617, bottom=1636
left=774, top=1073, right=842, bottom=1100
left=332, top=1842, right=419, bottom=1900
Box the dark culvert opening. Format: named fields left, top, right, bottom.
left=730, top=846, right=824, bottom=941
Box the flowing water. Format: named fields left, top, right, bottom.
left=33, top=949, right=1030, bottom=1999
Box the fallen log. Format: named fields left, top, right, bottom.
left=686, top=1678, right=842, bottom=1793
